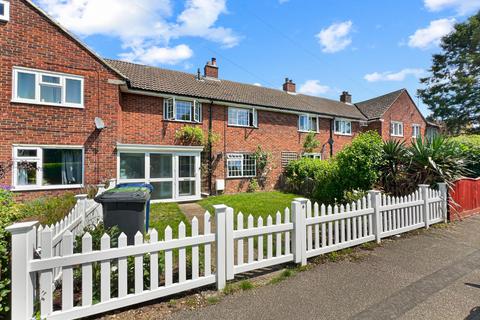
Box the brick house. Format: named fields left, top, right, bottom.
left=0, top=0, right=428, bottom=202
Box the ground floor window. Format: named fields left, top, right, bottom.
left=412, top=124, right=421, bottom=138
left=303, top=153, right=322, bottom=160
left=118, top=148, right=201, bottom=202
left=13, top=146, right=83, bottom=189
left=391, top=121, right=404, bottom=137
left=226, top=154, right=256, bottom=178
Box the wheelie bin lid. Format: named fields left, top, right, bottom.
left=116, top=183, right=154, bottom=192
left=94, top=187, right=151, bottom=204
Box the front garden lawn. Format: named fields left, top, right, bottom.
left=148, top=203, right=190, bottom=239
left=198, top=191, right=301, bottom=221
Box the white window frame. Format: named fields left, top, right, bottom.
left=334, top=118, right=352, bottom=136
left=412, top=124, right=421, bottom=139
left=0, top=0, right=10, bottom=21
left=12, top=145, right=84, bottom=191
left=226, top=153, right=257, bottom=178
left=163, top=97, right=202, bottom=123
left=303, top=153, right=322, bottom=160
left=298, top=114, right=319, bottom=132
left=227, top=107, right=257, bottom=128
left=12, top=67, right=84, bottom=108
left=390, top=121, right=404, bottom=137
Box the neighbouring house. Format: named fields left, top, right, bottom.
left=0, top=0, right=429, bottom=202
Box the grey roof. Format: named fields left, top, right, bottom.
left=355, top=89, right=405, bottom=120
left=106, top=59, right=367, bottom=120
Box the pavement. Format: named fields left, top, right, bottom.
left=169, top=216, right=480, bottom=320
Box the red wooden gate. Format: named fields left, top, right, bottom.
left=449, top=178, right=480, bottom=221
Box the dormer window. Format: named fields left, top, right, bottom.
left=164, top=97, right=201, bottom=123
left=298, top=114, right=318, bottom=132
left=0, top=0, right=10, bottom=22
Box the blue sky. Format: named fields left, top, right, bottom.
left=35, top=0, right=480, bottom=115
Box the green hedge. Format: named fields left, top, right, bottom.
left=450, top=135, right=480, bottom=178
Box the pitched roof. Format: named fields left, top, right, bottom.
left=23, top=0, right=126, bottom=80
left=355, top=89, right=405, bottom=120
left=106, top=59, right=367, bottom=120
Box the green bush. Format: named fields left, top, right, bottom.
left=175, top=126, right=205, bottom=145
left=284, top=157, right=342, bottom=204
left=450, top=135, right=480, bottom=178
left=0, top=188, right=23, bottom=317
left=19, top=193, right=76, bottom=225
left=336, top=131, right=383, bottom=191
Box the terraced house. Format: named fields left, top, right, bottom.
left=0, top=0, right=432, bottom=202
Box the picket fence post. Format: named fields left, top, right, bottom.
left=419, top=184, right=430, bottom=229
left=369, top=190, right=382, bottom=243
left=6, top=221, right=38, bottom=320
left=214, top=204, right=227, bottom=290
left=292, top=198, right=307, bottom=266
left=75, top=194, right=88, bottom=226
left=438, top=182, right=448, bottom=223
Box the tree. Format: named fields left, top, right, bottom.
left=418, top=12, right=480, bottom=134
left=302, top=132, right=320, bottom=153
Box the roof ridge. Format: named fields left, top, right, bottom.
left=355, top=88, right=405, bottom=105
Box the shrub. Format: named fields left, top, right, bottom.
left=303, top=132, right=320, bottom=153
left=247, top=178, right=259, bottom=193
left=284, top=157, right=342, bottom=204
left=336, top=131, right=383, bottom=191
left=253, top=146, right=275, bottom=188
left=378, top=140, right=410, bottom=195
left=450, top=135, right=480, bottom=178
left=175, top=126, right=204, bottom=145
left=19, top=193, right=77, bottom=225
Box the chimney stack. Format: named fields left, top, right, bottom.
left=283, top=78, right=296, bottom=93
left=340, top=91, right=352, bottom=104
left=204, top=57, right=218, bottom=79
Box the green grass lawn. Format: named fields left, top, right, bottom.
left=198, top=191, right=301, bottom=221
left=148, top=203, right=190, bottom=240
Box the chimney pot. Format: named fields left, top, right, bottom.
left=283, top=77, right=296, bottom=93
left=340, top=91, right=352, bottom=104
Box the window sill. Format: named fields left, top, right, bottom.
left=11, top=99, right=84, bottom=109
left=11, top=184, right=84, bottom=192
left=391, top=135, right=404, bottom=138
left=227, top=124, right=258, bottom=129
left=226, top=176, right=256, bottom=180
left=298, top=130, right=319, bottom=133
left=334, top=132, right=352, bottom=136
left=163, top=119, right=202, bottom=124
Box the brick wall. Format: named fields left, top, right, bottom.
left=0, top=0, right=122, bottom=200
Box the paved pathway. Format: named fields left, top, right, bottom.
left=169, top=216, right=480, bottom=320
left=178, top=202, right=212, bottom=232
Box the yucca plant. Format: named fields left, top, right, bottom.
left=378, top=140, right=409, bottom=196
left=406, top=136, right=469, bottom=190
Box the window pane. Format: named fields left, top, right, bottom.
left=66, top=79, right=82, bottom=104
left=42, top=149, right=83, bottom=185
left=310, top=117, right=317, bottom=131
left=17, top=72, right=36, bottom=100
left=150, top=181, right=173, bottom=200
left=17, top=149, right=37, bottom=157
left=179, top=181, right=195, bottom=196
left=179, top=156, right=195, bottom=178
left=243, top=155, right=256, bottom=176
left=176, top=100, right=192, bottom=121
left=150, top=154, right=172, bottom=178
left=42, top=75, right=60, bottom=84
left=299, top=115, right=308, bottom=131
left=17, top=162, right=37, bottom=185
left=0, top=4, right=4, bottom=16
left=40, top=85, right=62, bottom=104
left=227, top=159, right=242, bottom=177
left=120, top=153, right=145, bottom=179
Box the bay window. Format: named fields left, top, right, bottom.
left=13, top=146, right=83, bottom=189
left=164, top=97, right=201, bottom=122
left=12, top=67, right=84, bottom=107
left=299, top=114, right=318, bottom=132
left=334, top=119, right=352, bottom=135
left=226, top=154, right=256, bottom=178
left=391, top=121, right=404, bottom=137
left=228, top=107, right=257, bottom=127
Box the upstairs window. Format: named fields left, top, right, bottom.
left=164, top=98, right=201, bottom=123
left=12, top=67, right=84, bottom=108
left=0, top=0, right=10, bottom=22
left=228, top=107, right=257, bottom=127
left=412, top=124, right=421, bottom=138
left=226, top=154, right=256, bottom=178
left=391, top=121, right=404, bottom=137
left=299, top=114, right=318, bottom=132
left=334, top=119, right=352, bottom=135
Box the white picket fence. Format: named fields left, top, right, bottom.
left=7, top=184, right=448, bottom=319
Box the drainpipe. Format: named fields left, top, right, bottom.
left=208, top=101, right=213, bottom=195
left=329, top=119, right=334, bottom=157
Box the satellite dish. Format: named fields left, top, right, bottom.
left=94, top=117, right=105, bottom=130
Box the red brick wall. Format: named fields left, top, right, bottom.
left=0, top=0, right=122, bottom=200
left=380, top=91, right=426, bottom=143
left=119, top=94, right=361, bottom=194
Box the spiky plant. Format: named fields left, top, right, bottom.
left=378, top=140, right=409, bottom=196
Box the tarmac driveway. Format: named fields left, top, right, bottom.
left=169, top=216, right=480, bottom=320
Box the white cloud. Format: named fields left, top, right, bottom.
left=253, top=83, right=262, bottom=87
left=316, top=21, right=353, bottom=53
left=37, top=0, right=240, bottom=64
left=298, top=80, right=330, bottom=96
left=408, top=18, right=456, bottom=49
left=119, top=44, right=194, bottom=65
left=364, top=68, right=426, bottom=82
left=424, top=0, right=480, bottom=15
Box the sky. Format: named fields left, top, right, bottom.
left=34, top=0, right=480, bottom=115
